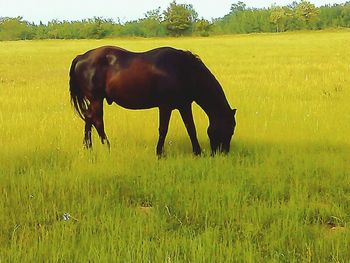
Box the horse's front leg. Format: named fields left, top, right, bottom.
left=179, top=104, right=202, bottom=155
left=156, top=106, right=172, bottom=157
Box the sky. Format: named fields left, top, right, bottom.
left=0, top=0, right=347, bottom=24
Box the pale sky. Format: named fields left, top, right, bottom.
left=0, top=0, right=347, bottom=24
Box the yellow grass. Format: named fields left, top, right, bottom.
left=1, top=31, right=350, bottom=262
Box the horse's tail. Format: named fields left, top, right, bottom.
left=69, top=56, right=88, bottom=121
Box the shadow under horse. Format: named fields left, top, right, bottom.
left=69, top=46, right=236, bottom=156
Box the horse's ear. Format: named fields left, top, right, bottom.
left=232, top=109, right=237, bottom=116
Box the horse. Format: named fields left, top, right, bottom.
left=69, top=46, right=236, bottom=156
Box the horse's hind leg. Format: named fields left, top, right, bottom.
left=90, top=99, right=110, bottom=148
left=179, top=104, right=202, bottom=155
left=83, top=114, right=93, bottom=148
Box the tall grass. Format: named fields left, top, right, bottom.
left=1, top=31, right=350, bottom=262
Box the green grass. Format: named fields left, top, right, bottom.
left=1, top=30, right=350, bottom=262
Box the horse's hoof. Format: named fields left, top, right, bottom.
left=83, top=143, right=92, bottom=149
left=193, top=149, right=202, bottom=156
left=103, top=140, right=111, bottom=152
left=157, top=153, right=165, bottom=160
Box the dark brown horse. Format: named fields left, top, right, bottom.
left=69, top=46, right=236, bottom=156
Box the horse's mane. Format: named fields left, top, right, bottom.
left=184, top=50, right=219, bottom=84
left=184, top=51, right=204, bottom=67
left=183, top=50, right=230, bottom=108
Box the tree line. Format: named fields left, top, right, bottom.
left=1, top=0, right=350, bottom=40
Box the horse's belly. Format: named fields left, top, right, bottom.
left=106, top=83, right=158, bottom=109
left=111, top=94, right=157, bottom=109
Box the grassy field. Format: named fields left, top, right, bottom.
left=1, top=30, right=350, bottom=262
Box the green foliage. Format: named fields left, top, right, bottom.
left=216, top=8, right=274, bottom=34
left=340, top=3, right=350, bottom=26
left=144, top=7, right=163, bottom=21
left=295, top=0, right=320, bottom=28
left=270, top=6, right=288, bottom=32
left=163, top=1, right=198, bottom=36
left=194, top=19, right=211, bottom=37
left=0, top=17, right=30, bottom=40
left=318, top=4, right=342, bottom=28
left=1, top=1, right=350, bottom=40
left=138, top=8, right=167, bottom=37
left=230, top=1, right=247, bottom=14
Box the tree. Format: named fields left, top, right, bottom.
left=138, top=7, right=166, bottom=37
left=340, top=2, right=350, bottom=26
left=270, top=6, right=287, bottom=32
left=230, top=1, right=246, bottom=14
left=87, top=17, right=111, bottom=39
left=194, top=18, right=211, bottom=36
left=295, top=0, right=319, bottom=28
left=163, top=1, right=198, bottom=36
left=145, top=7, right=163, bottom=22
left=47, top=20, right=62, bottom=39
left=0, top=17, right=29, bottom=40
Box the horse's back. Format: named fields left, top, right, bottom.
left=70, top=45, right=201, bottom=109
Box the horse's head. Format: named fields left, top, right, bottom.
left=208, top=108, right=237, bottom=155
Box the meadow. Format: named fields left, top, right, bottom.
left=0, top=30, right=350, bottom=262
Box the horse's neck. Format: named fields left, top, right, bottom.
left=194, top=81, right=231, bottom=123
